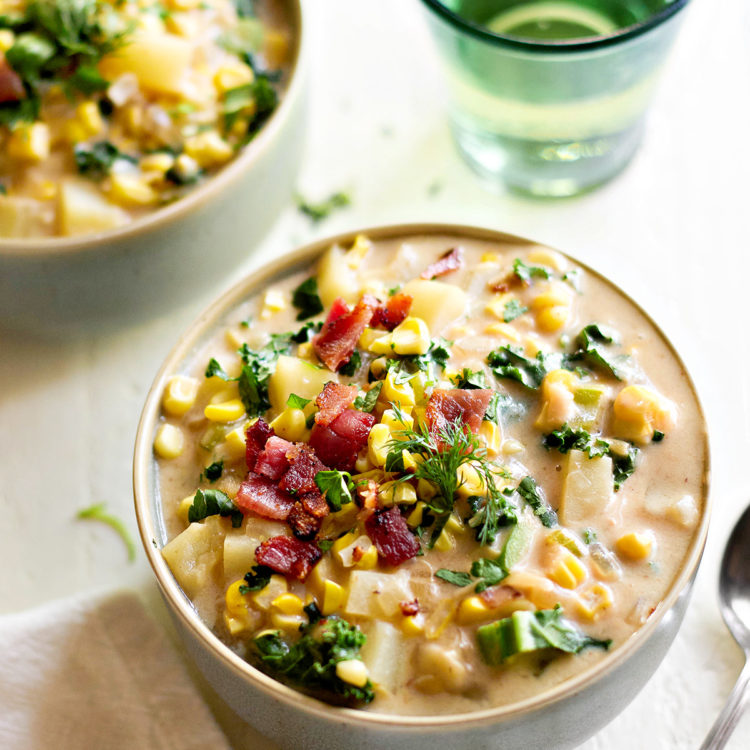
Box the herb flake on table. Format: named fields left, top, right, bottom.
left=76, top=502, right=136, bottom=562
left=296, top=191, right=351, bottom=223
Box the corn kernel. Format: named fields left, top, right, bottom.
left=260, top=289, right=286, bottom=319
left=613, top=385, right=676, bottom=444
left=480, top=252, right=500, bottom=264
left=108, top=174, right=159, bottom=207
left=479, top=420, right=502, bottom=457
left=177, top=494, right=195, bottom=525
left=616, top=531, right=654, bottom=561
left=204, top=398, right=245, bottom=423
left=381, top=371, right=415, bottom=410
left=390, top=317, right=431, bottom=356
left=501, top=438, right=524, bottom=454
left=536, top=305, right=570, bottom=332
left=381, top=408, right=413, bottom=434
left=406, top=501, right=426, bottom=528
left=31, top=179, right=57, bottom=201
left=484, top=293, right=510, bottom=320
left=154, top=423, right=184, bottom=459
left=335, top=659, right=369, bottom=688
left=321, top=580, right=346, bottom=615
left=0, top=29, right=15, bottom=52
left=76, top=101, right=103, bottom=136
left=444, top=514, right=464, bottom=534
left=271, top=612, right=306, bottom=631
left=367, top=423, right=391, bottom=467
left=456, top=462, right=485, bottom=499
left=547, top=549, right=587, bottom=589
left=184, top=130, right=234, bottom=168
left=401, top=450, right=418, bottom=472
left=214, top=62, right=255, bottom=93
left=252, top=575, right=288, bottom=609
left=224, top=611, right=252, bottom=636
left=530, top=282, right=573, bottom=310
left=484, top=322, right=522, bottom=341
left=226, top=579, right=252, bottom=618
left=221, top=424, right=249, bottom=459
left=456, top=596, right=492, bottom=625
left=354, top=545, right=378, bottom=570
left=140, top=152, right=175, bottom=174
left=345, top=234, right=372, bottom=268
left=576, top=583, right=614, bottom=621
left=269, top=408, right=309, bottom=442
left=8, top=122, right=50, bottom=162
left=162, top=375, right=199, bottom=416
left=433, top=529, right=454, bottom=553
left=271, top=592, right=305, bottom=615
left=401, top=615, right=425, bottom=636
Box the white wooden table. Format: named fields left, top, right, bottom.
left=1, top=1, right=748, bottom=747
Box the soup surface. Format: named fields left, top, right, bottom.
left=154, top=232, right=706, bottom=715
left=0, top=0, right=289, bottom=238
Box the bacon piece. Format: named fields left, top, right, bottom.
left=278, top=446, right=327, bottom=495
left=255, top=535, right=322, bottom=580
left=245, top=418, right=274, bottom=471
left=399, top=599, right=420, bottom=617
left=288, top=503, right=322, bottom=541
left=236, top=474, right=295, bottom=520
left=372, top=292, right=413, bottom=331
left=313, top=296, right=375, bottom=372
left=310, top=409, right=376, bottom=470
left=425, top=388, right=493, bottom=446
left=309, top=423, right=357, bottom=471
left=0, top=61, right=25, bottom=104
left=300, top=490, right=329, bottom=519
left=420, top=247, right=464, bottom=280
left=357, top=479, right=379, bottom=510
left=255, top=436, right=294, bottom=481
left=314, top=382, right=358, bottom=427
left=365, top=507, right=420, bottom=566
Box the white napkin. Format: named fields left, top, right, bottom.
left=0, top=590, right=231, bottom=750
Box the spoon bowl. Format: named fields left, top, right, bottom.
left=700, top=505, right=750, bottom=749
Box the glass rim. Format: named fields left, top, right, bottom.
left=419, top=0, right=690, bottom=53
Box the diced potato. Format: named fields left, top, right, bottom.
left=57, top=180, right=129, bottom=237
left=267, top=355, right=334, bottom=413
left=345, top=571, right=412, bottom=619
left=316, top=244, right=360, bottom=307
left=223, top=532, right=258, bottom=582
left=559, top=449, right=613, bottom=525
left=415, top=644, right=468, bottom=693
left=360, top=620, right=408, bottom=694
left=0, top=196, right=49, bottom=238
left=99, top=33, right=193, bottom=96
left=400, top=279, right=467, bottom=334
left=665, top=495, right=699, bottom=528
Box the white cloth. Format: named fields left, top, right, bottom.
left=0, top=590, right=231, bottom=750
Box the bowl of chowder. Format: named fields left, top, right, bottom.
left=134, top=224, right=709, bottom=750
left=0, top=0, right=305, bottom=332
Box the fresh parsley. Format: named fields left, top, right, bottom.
left=74, top=141, right=136, bottom=179
left=287, top=393, right=311, bottom=410
left=234, top=335, right=294, bottom=416
left=513, top=258, right=550, bottom=284
left=487, top=345, right=561, bottom=389
left=352, top=381, right=382, bottom=413
left=314, top=470, right=355, bottom=512
left=291, top=320, right=322, bottom=343
left=291, top=277, right=324, bottom=320
left=503, top=299, right=527, bottom=322
left=435, top=569, right=473, bottom=587
left=239, top=565, right=273, bottom=594
left=188, top=489, right=243, bottom=528
left=201, top=460, right=224, bottom=482
left=338, top=350, right=361, bottom=377
left=450, top=368, right=487, bottom=389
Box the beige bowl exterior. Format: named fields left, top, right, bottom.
left=0, top=0, right=306, bottom=335
left=133, top=223, right=711, bottom=750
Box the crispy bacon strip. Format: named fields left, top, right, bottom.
left=313, top=296, right=375, bottom=372
left=236, top=474, right=295, bottom=520
left=309, top=409, right=376, bottom=471
left=287, top=503, right=322, bottom=541
left=425, top=388, right=493, bottom=446
left=420, top=247, right=464, bottom=280
left=365, top=507, right=420, bottom=566
left=278, top=445, right=327, bottom=495
left=371, top=292, right=413, bottom=331
left=255, top=535, right=322, bottom=580
left=255, top=436, right=293, bottom=481
left=314, top=382, right=358, bottom=427
left=245, top=418, right=274, bottom=472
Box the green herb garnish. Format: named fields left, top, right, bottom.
left=338, top=350, right=361, bottom=377
left=487, top=346, right=561, bottom=389
left=516, top=476, right=557, bottom=528
left=188, top=488, right=243, bottom=528
left=435, top=569, right=473, bottom=587
left=449, top=368, right=487, bottom=389
left=569, top=324, right=632, bottom=380
left=76, top=502, right=136, bottom=562
left=201, top=459, right=224, bottom=482
left=287, top=393, right=312, bottom=410
left=296, top=191, right=351, bottom=224
left=503, top=299, right=527, bottom=322
left=314, top=470, right=355, bottom=512
left=353, top=381, right=382, bottom=413
left=513, top=258, right=550, bottom=284
left=291, top=277, right=324, bottom=321
left=74, top=141, right=136, bottom=179
left=239, top=565, right=273, bottom=594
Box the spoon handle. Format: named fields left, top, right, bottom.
left=699, top=657, right=750, bottom=750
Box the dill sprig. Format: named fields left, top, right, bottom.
left=385, top=405, right=516, bottom=546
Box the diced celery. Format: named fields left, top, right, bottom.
left=498, top=516, right=534, bottom=572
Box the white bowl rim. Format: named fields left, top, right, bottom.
left=133, top=221, right=711, bottom=729
left=0, top=0, right=305, bottom=259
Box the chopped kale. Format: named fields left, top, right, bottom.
left=254, top=614, right=374, bottom=704
left=201, top=459, right=224, bottom=482
left=74, top=141, right=136, bottom=179
left=652, top=430, right=665, bottom=442
left=291, top=320, right=322, bottom=343
left=484, top=391, right=527, bottom=425
left=291, top=277, right=324, bottom=321
left=338, top=350, right=361, bottom=377
left=235, top=335, right=294, bottom=416
left=516, top=476, right=557, bottom=528
left=435, top=569, right=473, bottom=587
left=450, top=368, right=487, bottom=389
left=353, top=381, right=382, bottom=413
left=513, top=258, right=550, bottom=284
left=487, top=345, right=561, bottom=389
left=569, top=324, right=632, bottom=380
left=389, top=338, right=452, bottom=384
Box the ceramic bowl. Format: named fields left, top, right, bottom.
left=133, top=223, right=710, bottom=750
left=0, top=0, right=306, bottom=335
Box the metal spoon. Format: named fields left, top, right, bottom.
left=700, top=505, right=750, bottom=749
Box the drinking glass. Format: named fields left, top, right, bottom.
left=420, top=0, right=690, bottom=197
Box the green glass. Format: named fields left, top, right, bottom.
left=420, top=0, right=690, bottom=197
